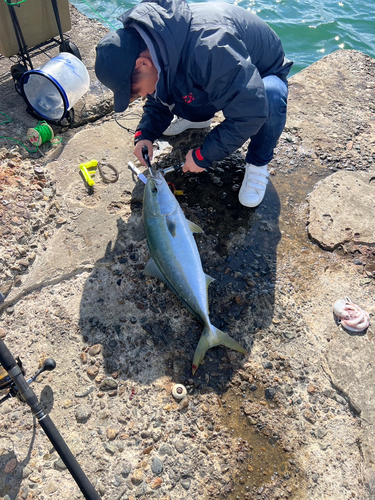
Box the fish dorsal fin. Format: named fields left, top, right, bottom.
left=188, top=220, right=204, bottom=234
left=144, top=258, right=168, bottom=285
left=166, top=215, right=177, bottom=237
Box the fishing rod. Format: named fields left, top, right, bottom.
left=0, top=338, right=100, bottom=500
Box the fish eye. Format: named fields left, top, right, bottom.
left=151, top=186, right=158, bottom=193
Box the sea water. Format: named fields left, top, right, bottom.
left=71, top=0, right=375, bottom=75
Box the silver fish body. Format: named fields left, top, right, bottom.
left=142, top=171, right=247, bottom=374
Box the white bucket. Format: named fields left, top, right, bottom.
left=20, top=52, right=90, bottom=121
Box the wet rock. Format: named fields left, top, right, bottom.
left=4, top=457, right=17, bottom=474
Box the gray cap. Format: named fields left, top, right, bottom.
left=95, top=28, right=146, bottom=112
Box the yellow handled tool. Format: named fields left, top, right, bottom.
left=79, top=160, right=98, bottom=187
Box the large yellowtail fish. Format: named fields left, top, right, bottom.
left=142, top=171, right=247, bottom=375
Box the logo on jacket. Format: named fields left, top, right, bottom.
left=182, top=93, right=195, bottom=104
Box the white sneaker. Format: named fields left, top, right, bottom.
left=163, top=116, right=212, bottom=136
left=238, top=163, right=269, bottom=208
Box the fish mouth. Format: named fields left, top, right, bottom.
left=151, top=176, right=163, bottom=184
left=148, top=172, right=164, bottom=189
left=149, top=170, right=164, bottom=183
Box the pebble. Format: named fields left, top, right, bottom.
left=75, top=405, right=91, bottom=423
left=4, top=457, right=17, bottom=474
left=99, top=378, right=118, bottom=391
left=104, top=443, right=117, bottom=455
left=151, top=456, right=163, bottom=475
left=178, top=397, right=189, bottom=410
left=18, top=485, right=29, bottom=499
left=54, top=458, right=67, bottom=470
left=159, top=444, right=173, bottom=456
left=319, top=442, right=331, bottom=451
left=87, top=366, right=99, bottom=378
left=262, top=361, right=273, bottom=369
left=316, top=427, right=328, bottom=439
left=334, top=394, right=346, bottom=405
left=22, top=467, right=32, bottom=478
left=303, top=410, right=317, bottom=424
left=121, top=463, right=132, bottom=477
left=75, top=386, right=94, bottom=397
left=131, top=469, right=144, bottom=485
left=88, top=344, right=102, bottom=356
left=265, top=387, right=277, bottom=400
left=283, top=331, right=295, bottom=339
left=174, top=440, right=186, bottom=453
left=45, top=480, right=58, bottom=494
left=107, top=428, right=119, bottom=440
left=151, top=477, right=163, bottom=489
left=181, top=478, right=191, bottom=490
left=135, top=482, right=147, bottom=496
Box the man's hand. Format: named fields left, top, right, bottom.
left=183, top=149, right=206, bottom=173
left=134, top=140, right=153, bottom=166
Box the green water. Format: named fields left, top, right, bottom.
left=71, top=0, right=375, bottom=75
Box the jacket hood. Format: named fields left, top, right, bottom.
left=118, top=0, right=191, bottom=92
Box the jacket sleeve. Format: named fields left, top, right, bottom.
left=134, top=95, right=174, bottom=144
left=189, top=33, right=269, bottom=169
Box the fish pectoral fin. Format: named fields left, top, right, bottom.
left=187, top=220, right=204, bottom=234
left=205, top=273, right=215, bottom=289
left=144, top=258, right=168, bottom=284
left=166, top=216, right=177, bottom=237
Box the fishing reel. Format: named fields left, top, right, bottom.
left=0, top=357, right=56, bottom=405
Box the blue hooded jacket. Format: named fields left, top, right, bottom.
left=119, top=0, right=292, bottom=169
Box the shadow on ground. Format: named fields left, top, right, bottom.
left=78, top=151, right=281, bottom=394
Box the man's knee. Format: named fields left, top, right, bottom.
left=263, top=76, right=288, bottom=113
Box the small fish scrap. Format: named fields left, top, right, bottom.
left=333, top=297, right=370, bottom=333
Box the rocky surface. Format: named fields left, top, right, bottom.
left=0, top=5, right=375, bottom=500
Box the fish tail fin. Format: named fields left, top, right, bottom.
left=192, top=325, right=247, bottom=375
